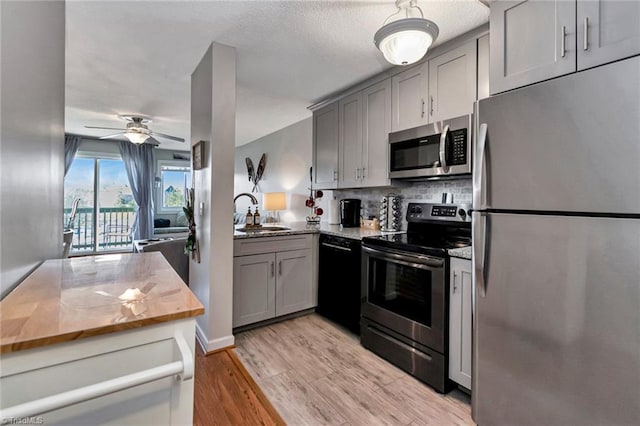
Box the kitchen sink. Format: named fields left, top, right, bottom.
left=236, top=226, right=291, bottom=233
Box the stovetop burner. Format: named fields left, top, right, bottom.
left=363, top=202, right=472, bottom=256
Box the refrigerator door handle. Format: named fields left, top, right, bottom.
left=473, top=123, right=488, bottom=210
left=439, top=124, right=450, bottom=172
left=473, top=212, right=489, bottom=298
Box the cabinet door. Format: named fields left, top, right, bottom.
left=428, top=40, right=477, bottom=122
left=313, top=102, right=339, bottom=189
left=233, top=253, right=276, bottom=327
left=449, top=257, right=472, bottom=389
left=477, top=34, right=490, bottom=100
left=361, top=79, right=391, bottom=188
left=490, top=0, right=576, bottom=94
left=275, top=249, right=313, bottom=316
left=577, top=0, right=640, bottom=70
left=391, top=62, right=429, bottom=131
left=339, top=92, right=363, bottom=188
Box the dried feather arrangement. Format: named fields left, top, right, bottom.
left=245, top=153, right=267, bottom=192
left=253, top=153, right=267, bottom=192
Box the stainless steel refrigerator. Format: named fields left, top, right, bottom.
left=472, top=56, right=640, bottom=425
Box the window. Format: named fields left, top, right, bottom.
left=157, top=161, right=191, bottom=212
left=64, top=154, right=134, bottom=254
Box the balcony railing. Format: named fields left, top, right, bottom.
left=63, top=206, right=136, bottom=253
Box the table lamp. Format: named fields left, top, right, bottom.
left=263, top=192, right=287, bottom=223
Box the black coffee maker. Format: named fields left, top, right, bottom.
left=340, top=199, right=361, bottom=228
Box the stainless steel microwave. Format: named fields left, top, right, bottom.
left=389, top=114, right=472, bottom=179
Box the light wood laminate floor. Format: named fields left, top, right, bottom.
left=234, top=314, right=474, bottom=426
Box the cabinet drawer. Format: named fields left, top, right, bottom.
left=234, top=234, right=313, bottom=257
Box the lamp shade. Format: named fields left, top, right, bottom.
left=125, top=131, right=150, bottom=144
left=374, top=18, right=439, bottom=66
left=263, top=192, right=286, bottom=211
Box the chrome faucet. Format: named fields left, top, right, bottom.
left=234, top=193, right=259, bottom=212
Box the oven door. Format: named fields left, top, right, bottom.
left=361, top=244, right=446, bottom=353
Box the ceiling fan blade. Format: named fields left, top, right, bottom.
left=150, top=131, right=185, bottom=142
left=99, top=132, right=126, bottom=140
left=145, top=137, right=160, bottom=146
left=85, top=126, right=128, bottom=131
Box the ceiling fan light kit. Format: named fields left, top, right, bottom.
left=85, top=115, right=185, bottom=146
left=374, top=0, right=439, bottom=66
left=124, top=131, right=150, bottom=144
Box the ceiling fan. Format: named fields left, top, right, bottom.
left=85, top=115, right=185, bottom=146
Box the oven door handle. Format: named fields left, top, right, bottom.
left=362, top=246, right=444, bottom=270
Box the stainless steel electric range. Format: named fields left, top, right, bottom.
left=360, top=202, right=472, bottom=393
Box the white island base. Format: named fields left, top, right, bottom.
left=1, top=318, right=197, bottom=425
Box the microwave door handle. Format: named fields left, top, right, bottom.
left=439, top=124, right=450, bottom=173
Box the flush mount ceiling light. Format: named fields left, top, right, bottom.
left=374, top=0, right=439, bottom=66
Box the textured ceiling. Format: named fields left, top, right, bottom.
left=65, top=0, right=489, bottom=150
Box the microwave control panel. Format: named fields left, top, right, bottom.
left=449, top=129, right=467, bottom=166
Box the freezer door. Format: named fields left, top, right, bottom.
left=472, top=213, right=640, bottom=425
left=476, top=56, right=640, bottom=214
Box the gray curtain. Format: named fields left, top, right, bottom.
left=118, top=142, right=155, bottom=240
left=64, top=134, right=82, bottom=175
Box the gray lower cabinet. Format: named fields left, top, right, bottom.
left=449, top=257, right=472, bottom=389
left=233, top=253, right=276, bottom=327
left=577, top=0, right=640, bottom=70
left=275, top=249, right=313, bottom=316
left=233, top=235, right=316, bottom=328
left=490, top=0, right=576, bottom=94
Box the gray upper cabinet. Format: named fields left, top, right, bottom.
left=577, top=0, right=640, bottom=70
left=339, top=92, right=363, bottom=189
left=361, top=79, right=392, bottom=188
left=313, top=101, right=339, bottom=189
left=428, top=40, right=477, bottom=122
left=490, top=0, right=576, bottom=94
left=391, top=62, right=429, bottom=132
left=477, top=34, right=490, bottom=100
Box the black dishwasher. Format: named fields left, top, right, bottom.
left=317, top=234, right=362, bottom=334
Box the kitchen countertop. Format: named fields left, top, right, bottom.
left=0, top=252, right=204, bottom=354
left=448, top=246, right=472, bottom=260
left=234, top=221, right=405, bottom=240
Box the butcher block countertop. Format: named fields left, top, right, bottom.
left=0, top=252, right=204, bottom=354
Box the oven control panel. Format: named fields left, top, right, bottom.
left=407, top=203, right=472, bottom=223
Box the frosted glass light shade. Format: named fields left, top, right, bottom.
left=263, top=192, right=286, bottom=211
left=125, top=131, right=150, bottom=144
left=374, top=18, right=439, bottom=66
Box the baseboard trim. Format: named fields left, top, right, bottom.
left=195, top=324, right=235, bottom=354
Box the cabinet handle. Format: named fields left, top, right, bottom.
left=430, top=96, right=434, bottom=116
left=271, top=262, right=275, bottom=277
left=355, top=168, right=360, bottom=180
left=0, top=334, right=194, bottom=421
left=361, top=167, right=366, bottom=179
left=583, top=17, right=589, bottom=51
left=333, top=169, right=337, bottom=181
left=421, top=99, right=425, bottom=118
left=561, top=25, right=566, bottom=58
left=278, top=260, right=282, bottom=276
left=453, top=272, right=457, bottom=293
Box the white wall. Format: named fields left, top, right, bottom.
left=190, top=42, right=236, bottom=352
left=0, top=1, right=65, bottom=298
left=234, top=117, right=312, bottom=222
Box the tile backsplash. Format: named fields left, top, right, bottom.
left=330, top=179, right=472, bottom=229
